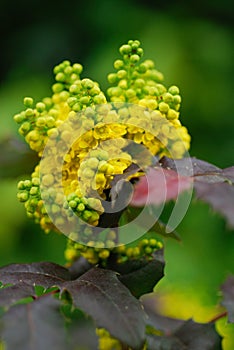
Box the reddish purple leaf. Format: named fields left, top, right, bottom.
left=131, top=167, right=192, bottom=206
left=1, top=295, right=68, bottom=350
left=61, top=267, right=146, bottom=350
left=157, top=157, right=234, bottom=228
left=0, top=282, right=36, bottom=307
left=142, top=295, right=222, bottom=349
left=0, top=262, right=71, bottom=288
left=160, top=156, right=220, bottom=177
left=195, top=182, right=234, bottom=228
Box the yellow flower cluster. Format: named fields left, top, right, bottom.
left=96, top=328, right=122, bottom=350
left=65, top=237, right=163, bottom=265
left=14, top=39, right=190, bottom=264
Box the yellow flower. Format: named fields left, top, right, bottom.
left=14, top=39, right=191, bottom=264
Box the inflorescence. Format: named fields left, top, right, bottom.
left=14, top=40, right=190, bottom=265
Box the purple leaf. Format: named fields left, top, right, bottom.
left=1, top=295, right=67, bottom=350
left=143, top=295, right=222, bottom=349
left=0, top=262, right=71, bottom=288
left=61, top=267, right=146, bottom=350
left=160, top=156, right=221, bottom=177
left=118, top=250, right=165, bottom=298
left=0, top=282, right=36, bottom=307
left=195, top=182, right=234, bottom=228
left=159, top=157, right=234, bottom=228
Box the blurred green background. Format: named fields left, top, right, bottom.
left=0, top=0, right=234, bottom=339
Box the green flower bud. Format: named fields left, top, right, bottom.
left=59, top=91, right=70, bottom=101
left=25, top=108, right=34, bottom=118
left=168, top=85, right=180, bottom=95
left=108, top=87, right=122, bottom=97
left=32, top=177, right=40, bottom=186
left=64, top=66, right=73, bottom=75
left=47, top=128, right=58, bottom=138
left=117, top=70, right=127, bottom=79
left=87, top=198, right=103, bottom=211
left=82, top=210, right=92, bottom=221
left=53, top=64, right=62, bottom=74
left=69, top=200, right=77, bottom=209
left=135, top=79, right=145, bottom=88
left=132, top=246, right=140, bottom=257
left=163, top=92, right=174, bottom=103
left=24, top=180, right=32, bottom=188
left=80, top=96, right=90, bottom=105
left=69, top=84, right=81, bottom=94
left=159, top=102, right=169, bottom=113
left=55, top=72, right=66, bottom=82
left=118, top=79, right=128, bottom=89
left=67, top=193, right=76, bottom=201
left=113, top=59, right=124, bottom=70
left=36, top=117, right=46, bottom=127
left=131, top=40, right=140, bottom=48
left=52, top=83, right=64, bottom=93
left=17, top=191, right=29, bottom=202
left=126, top=247, right=133, bottom=257
left=72, top=103, right=81, bottom=112
left=81, top=79, right=94, bottom=89
left=36, top=102, right=46, bottom=112
left=77, top=203, right=85, bottom=211
left=42, top=97, right=53, bottom=109
left=93, top=94, right=106, bottom=104
left=138, top=63, right=147, bottom=73
left=106, top=240, right=115, bottom=249
left=17, top=181, right=25, bottom=190
left=137, top=48, right=143, bottom=56
left=126, top=89, right=136, bottom=98
left=98, top=249, right=110, bottom=259
left=30, top=186, right=39, bottom=196
left=173, top=95, right=182, bottom=104
left=14, top=113, right=25, bottom=123
left=144, top=59, right=154, bottom=69
left=130, top=54, right=140, bottom=63
left=62, top=60, right=70, bottom=67
left=107, top=73, right=117, bottom=84
left=119, top=44, right=131, bottom=55
left=23, top=97, right=34, bottom=108
left=67, top=97, right=78, bottom=107
left=90, top=210, right=100, bottom=223
left=167, top=109, right=179, bottom=120
left=19, top=122, right=31, bottom=135
left=73, top=63, right=83, bottom=74
left=70, top=73, right=79, bottom=82
left=149, top=238, right=158, bottom=248
left=89, top=85, right=100, bottom=96
left=140, top=239, right=149, bottom=247
left=149, top=70, right=164, bottom=82
left=46, top=116, right=55, bottom=128
left=144, top=246, right=153, bottom=255
left=156, top=84, right=167, bottom=94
